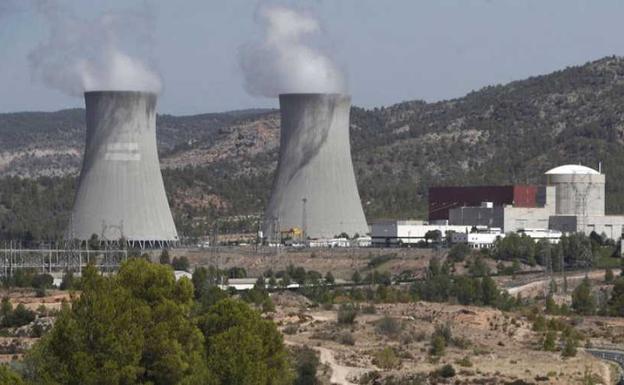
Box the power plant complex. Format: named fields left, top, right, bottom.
left=65, top=90, right=622, bottom=250
left=59, top=92, right=620, bottom=251
left=262, top=93, right=368, bottom=241
left=372, top=164, right=624, bottom=247
left=68, top=91, right=178, bottom=248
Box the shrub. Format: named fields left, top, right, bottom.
left=433, top=364, right=456, bottom=378
left=561, top=336, right=578, bottom=357
left=59, top=271, right=77, bottom=291
left=283, top=324, right=299, bottom=335
left=337, top=304, right=358, bottom=325
left=543, top=330, right=556, bottom=351
left=572, top=278, right=596, bottom=315
left=368, top=254, right=396, bottom=269
left=292, top=346, right=319, bottom=385
left=372, top=347, right=400, bottom=369
left=429, top=335, right=446, bottom=356
left=448, top=243, right=471, bottom=262
left=532, top=315, right=547, bottom=331
left=171, top=256, right=190, bottom=272
left=361, top=304, right=377, bottom=314
left=375, top=315, right=402, bottom=337
left=2, top=303, right=35, bottom=328
left=433, top=323, right=452, bottom=343
left=545, top=296, right=559, bottom=315
left=605, top=268, right=614, bottom=283
left=159, top=249, right=170, bottom=265
left=336, top=331, right=355, bottom=346
left=456, top=356, right=473, bottom=367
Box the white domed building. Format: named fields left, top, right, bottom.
left=546, top=164, right=624, bottom=239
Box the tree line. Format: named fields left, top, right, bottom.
left=2, top=259, right=293, bottom=385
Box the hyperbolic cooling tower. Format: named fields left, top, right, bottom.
left=263, top=93, right=368, bottom=240
left=68, top=91, right=178, bottom=246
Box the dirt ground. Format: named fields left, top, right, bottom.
left=271, top=291, right=618, bottom=385
left=176, top=247, right=439, bottom=280
left=0, top=289, right=70, bottom=363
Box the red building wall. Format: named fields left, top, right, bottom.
left=512, top=185, right=538, bottom=208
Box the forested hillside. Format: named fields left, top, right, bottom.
left=2, top=56, right=624, bottom=240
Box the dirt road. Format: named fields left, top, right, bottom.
left=314, top=346, right=369, bottom=385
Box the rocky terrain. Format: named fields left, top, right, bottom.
left=273, top=292, right=618, bottom=385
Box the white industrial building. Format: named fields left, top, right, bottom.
left=451, top=228, right=504, bottom=249
left=370, top=220, right=473, bottom=247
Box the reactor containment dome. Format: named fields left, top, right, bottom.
left=545, top=164, right=605, bottom=217
left=68, top=91, right=178, bottom=247
left=263, top=93, right=368, bottom=240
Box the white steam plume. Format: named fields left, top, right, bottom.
left=239, top=5, right=345, bottom=97
left=28, top=1, right=161, bottom=96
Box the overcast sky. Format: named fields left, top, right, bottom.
left=1, top=0, right=623, bottom=115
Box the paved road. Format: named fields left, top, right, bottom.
left=586, top=348, right=624, bottom=384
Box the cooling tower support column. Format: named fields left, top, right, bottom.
left=68, top=91, right=178, bottom=246
left=263, top=93, right=368, bottom=241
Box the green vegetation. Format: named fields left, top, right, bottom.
left=375, top=315, right=403, bottom=337
left=530, top=310, right=584, bottom=358
left=493, top=232, right=614, bottom=271
left=372, top=347, right=400, bottom=369
left=432, top=364, right=456, bottom=378
left=0, top=298, right=35, bottom=328
left=542, top=330, right=556, bottom=351
left=23, top=259, right=292, bottom=385
left=0, top=364, right=25, bottom=385
left=572, top=278, right=597, bottom=315
left=411, top=259, right=517, bottom=310
left=337, top=304, right=358, bottom=325
left=291, top=346, right=320, bottom=385
left=447, top=243, right=471, bottom=262
left=607, top=277, right=624, bottom=316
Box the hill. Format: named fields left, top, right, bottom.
left=1, top=56, right=624, bottom=240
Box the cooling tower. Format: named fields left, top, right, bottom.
left=68, top=91, right=178, bottom=247
left=263, top=93, right=368, bottom=240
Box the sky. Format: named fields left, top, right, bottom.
left=1, top=0, right=623, bottom=115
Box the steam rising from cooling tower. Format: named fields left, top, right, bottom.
left=68, top=91, right=178, bottom=246
left=263, top=93, right=368, bottom=240
left=239, top=5, right=346, bottom=97
left=28, top=1, right=161, bottom=96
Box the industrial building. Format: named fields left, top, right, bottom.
left=370, top=220, right=473, bottom=247
left=448, top=187, right=556, bottom=232
left=440, top=164, right=624, bottom=240
left=262, top=93, right=368, bottom=241
left=371, top=164, right=621, bottom=248
left=68, top=91, right=178, bottom=248
left=451, top=228, right=562, bottom=249
left=429, top=185, right=540, bottom=222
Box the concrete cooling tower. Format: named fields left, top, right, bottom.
left=263, top=93, right=368, bottom=240
left=68, top=91, right=178, bottom=247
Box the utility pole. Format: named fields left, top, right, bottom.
left=301, top=198, right=307, bottom=243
